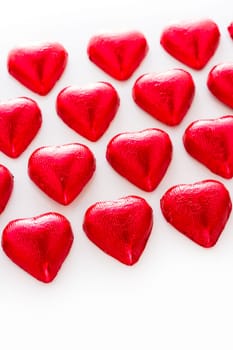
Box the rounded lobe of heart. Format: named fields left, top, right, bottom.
left=7, top=42, right=68, bottom=95
left=0, top=97, right=42, bottom=158
left=28, top=143, right=96, bottom=205
left=2, top=212, right=74, bottom=283
left=207, top=63, right=233, bottom=109
left=160, top=180, right=232, bottom=248
left=83, top=196, right=153, bottom=265
left=87, top=31, right=148, bottom=80
left=160, top=19, right=220, bottom=69
left=132, top=69, right=195, bottom=126
left=0, top=165, right=13, bottom=214
left=106, top=128, right=172, bottom=191
left=183, top=116, right=233, bottom=178
left=228, top=23, right=233, bottom=39
left=56, top=82, right=120, bottom=141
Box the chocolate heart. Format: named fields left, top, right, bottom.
left=56, top=82, right=120, bottom=141
left=207, top=63, right=233, bottom=109
left=0, top=97, right=42, bottom=158
left=132, top=69, right=195, bottom=126
left=0, top=165, right=13, bottom=213
left=160, top=180, right=232, bottom=247
left=183, top=116, right=233, bottom=178
left=87, top=31, right=148, bottom=80
left=28, top=143, right=96, bottom=205
left=8, top=42, right=68, bottom=95
left=106, top=128, right=172, bottom=191
left=2, top=212, right=74, bottom=283
left=228, top=23, right=233, bottom=39
left=83, top=196, right=153, bottom=265
left=160, top=19, right=220, bottom=69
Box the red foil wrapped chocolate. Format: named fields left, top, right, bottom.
left=2, top=212, right=74, bottom=283
left=83, top=196, right=153, bottom=265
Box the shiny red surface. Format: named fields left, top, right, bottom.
left=28, top=143, right=96, bottom=205
left=56, top=82, right=120, bottom=141
left=207, top=63, right=233, bottom=109
left=87, top=31, right=148, bottom=80
left=83, top=196, right=153, bottom=265
left=227, top=23, right=233, bottom=39
left=8, top=42, right=68, bottom=95
left=2, top=212, right=74, bottom=283
left=183, top=116, right=233, bottom=178
left=0, top=97, right=42, bottom=158
left=160, top=19, right=220, bottom=69
left=132, top=69, right=195, bottom=126
left=106, top=128, right=172, bottom=191
left=0, top=165, right=13, bottom=213
left=161, top=180, right=232, bottom=247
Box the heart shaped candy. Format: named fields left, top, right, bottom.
left=83, top=196, right=153, bottom=265
left=8, top=42, right=68, bottom=95
left=207, top=63, right=233, bottom=109
left=28, top=143, right=96, bottom=205
left=183, top=116, right=233, bottom=178
left=56, top=82, right=120, bottom=141
left=228, top=22, right=233, bottom=39
left=87, top=31, right=148, bottom=80
left=161, top=180, right=232, bottom=247
left=132, top=69, right=195, bottom=126
left=2, top=212, right=74, bottom=283
left=0, top=97, right=42, bottom=158
left=0, top=164, right=13, bottom=213
left=160, top=19, right=220, bottom=69
left=106, top=128, right=172, bottom=191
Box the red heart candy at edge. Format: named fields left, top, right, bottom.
left=0, top=97, right=42, bottom=158
left=160, top=19, right=220, bottom=69
left=132, top=68, right=195, bottom=126
left=8, top=42, right=68, bottom=95
left=106, top=128, right=172, bottom=191
left=2, top=212, right=74, bottom=283
left=28, top=143, right=96, bottom=205
left=160, top=180, right=232, bottom=248
left=56, top=82, right=120, bottom=141
left=228, top=22, right=233, bottom=39
left=0, top=164, right=13, bottom=213
left=87, top=31, right=148, bottom=80
left=207, top=63, right=233, bottom=109
left=83, top=196, right=153, bottom=265
left=183, top=116, right=233, bottom=178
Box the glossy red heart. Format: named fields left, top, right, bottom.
left=183, top=116, right=233, bottom=178
left=207, top=63, right=233, bottom=109
left=106, top=128, right=172, bottom=191
left=161, top=180, right=232, bottom=247
left=28, top=143, right=96, bottom=205
left=87, top=31, right=148, bottom=80
left=132, top=68, right=195, bottom=126
left=83, top=196, right=153, bottom=265
left=0, top=97, right=42, bottom=158
left=2, top=212, right=74, bottom=283
left=228, top=22, right=233, bottom=39
left=56, top=82, right=120, bottom=141
left=0, top=165, right=13, bottom=213
left=8, top=42, right=68, bottom=95
left=160, top=19, right=220, bottom=69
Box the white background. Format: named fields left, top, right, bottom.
left=0, top=0, right=233, bottom=349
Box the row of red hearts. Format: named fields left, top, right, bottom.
left=1, top=178, right=231, bottom=283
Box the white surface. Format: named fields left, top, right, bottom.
left=0, top=1, right=233, bottom=349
